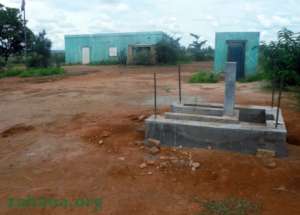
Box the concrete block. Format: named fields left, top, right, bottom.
left=145, top=103, right=288, bottom=157
left=145, top=115, right=287, bottom=157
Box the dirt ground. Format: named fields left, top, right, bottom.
left=0, top=62, right=300, bottom=215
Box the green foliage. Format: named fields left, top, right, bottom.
left=26, top=30, right=52, bottom=68
left=155, top=34, right=214, bottom=64
left=188, top=33, right=214, bottom=61
left=239, top=72, right=267, bottom=83
left=133, top=48, right=153, bottom=65
left=0, top=67, right=64, bottom=78
left=0, top=69, right=23, bottom=78
left=189, top=71, right=219, bottom=83
left=19, top=67, right=64, bottom=77
left=260, top=28, right=300, bottom=86
left=0, top=57, right=5, bottom=70
left=5, top=54, right=24, bottom=65
left=51, top=51, right=65, bottom=67
left=156, top=36, right=185, bottom=65
left=0, top=4, right=27, bottom=64
left=89, top=49, right=126, bottom=65
left=200, top=197, right=261, bottom=215
left=176, top=56, right=193, bottom=64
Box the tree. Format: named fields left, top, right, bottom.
left=0, top=4, right=24, bottom=64
left=156, top=36, right=183, bottom=64
left=188, top=33, right=207, bottom=61
left=188, top=33, right=214, bottom=61
left=260, top=28, right=300, bottom=86
left=27, top=30, right=52, bottom=68
left=133, top=48, right=153, bottom=65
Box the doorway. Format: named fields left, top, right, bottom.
left=227, top=41, right=245, bottom=80
left=82, top=47, right=90, bottom=64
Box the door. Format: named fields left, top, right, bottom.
left=82, top=47, right=90, bottom=64
left=227, top=41, right=245, bottom=80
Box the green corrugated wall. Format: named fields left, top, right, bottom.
left=214, top=32, right=260, bottom=76
left=65, top=31, right=166, bottom=64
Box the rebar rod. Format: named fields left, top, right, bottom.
left=178, top=64, right=182, bottom=103
left=154, top=71, right=157, bottom=118
left=271, top=78, right=275, bottom=108
left=275, top=77, right=284, bottom=128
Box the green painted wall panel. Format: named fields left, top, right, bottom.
left=65, top=31, right=166, bottom=64
left=214, top=32, right=260, bottom=76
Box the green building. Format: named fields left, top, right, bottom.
left=64, top=31, right=167, bottom=64
left=214, top=32, right=260, bottom=80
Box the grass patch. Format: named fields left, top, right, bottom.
left=0, top=67, right=65, bottom=79
left=199, top=197, right=261, bottom=215
left=19, top=67, right=65, bottom=77
left=0, top=69, right=23, bottom=78
left=189, top=70, right=219, bottom=83
left=239, top=72, right=266, bottom=83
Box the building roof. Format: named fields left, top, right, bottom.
left=65, top=31, right=166, bottom=39
left=216, top=32, right=260, bottom=35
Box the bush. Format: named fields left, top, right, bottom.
left=260, top=28, right=300, bottom=86
left=51, top=51, right=65, bottom=67
left=0, top=67, right=64, bottom=78
left=188, top=33, right=214, bottom=61
left=0, top=57, right=5, bottom=71
left=156, top=36, right=184, bottom=65
left=26, top=30, right=52, bottom=68
left=133, top=49, right=153, bottom=65
left=0, top=69, right=23, bottom=78
left=189, top=71, right=219, bottom=83
left=239, top=72, right=267, bottom=83
left=19, top=67, right=64, bottom=77
left=26, top=53, right=47, bottom=68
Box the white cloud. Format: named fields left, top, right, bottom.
left=272, top=15, right=290, bottom=26
left=257, top=14, right=291, bottom=29
left=244, top=3, right=257, bottom=12
left=1, top=0, right=300, bottom=49
left=257, top=15, right=273, bottom=28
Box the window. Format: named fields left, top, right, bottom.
left=109, top=47, right=117, bottom=57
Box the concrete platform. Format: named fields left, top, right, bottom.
left=145, top=103, right=287, bottom=157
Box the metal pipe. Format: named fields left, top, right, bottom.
left=178, top=64, right=182, bottom=103
left=275, top=76, right=284, bottom=128
left=154, top=71, right=157, bottom=118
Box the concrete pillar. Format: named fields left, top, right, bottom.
left=224, top=62, right=237, bottom=116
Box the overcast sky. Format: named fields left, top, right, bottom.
left=2, top=0, right=300, bottom=49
